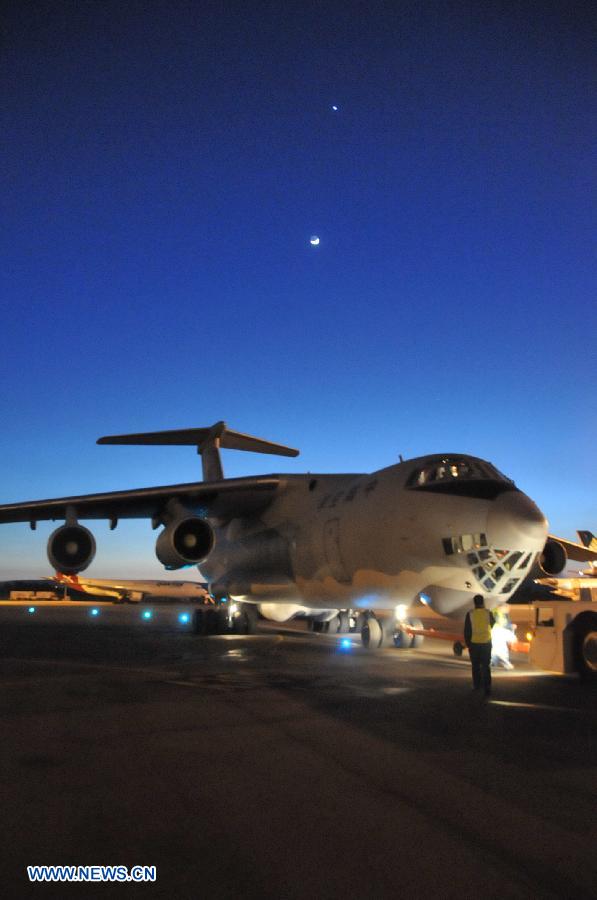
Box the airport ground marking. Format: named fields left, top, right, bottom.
left=490, top=700, right=592, bottom=714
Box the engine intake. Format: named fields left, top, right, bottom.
left=48, top=524, right=96, bottom=574
left=156, top=517, right=214, bottom=569
left=539, top=538, right=567, bottom=576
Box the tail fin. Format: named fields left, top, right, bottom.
left=577, top=531, right=597, bottom=551
left=53, top=572, right=80, bottom=587
left=97, top=421, right=299, bottom=481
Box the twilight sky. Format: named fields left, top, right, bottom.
left=1, top=1, right=595, bottom=578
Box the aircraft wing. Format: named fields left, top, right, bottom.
left=549, top=534, right=597, bottom=563
left=0, top=475, right=282, bottom=526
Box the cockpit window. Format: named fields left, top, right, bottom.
left=407, top=457, right=509, bottom=487
left=444, top=536, right=535, bottom=595
left=406, top=457, right=516, bottom=499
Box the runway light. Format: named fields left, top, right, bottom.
left=90, top=608, right=99, bottom=617
left=178, top=612, right=190, bottom=624
left=142, top=610, right=153, bottom=620
left=28, top=606, right=36, bottom=614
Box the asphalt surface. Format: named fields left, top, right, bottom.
left=0, top=603, right=596, bottom=899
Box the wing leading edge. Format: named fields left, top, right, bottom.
left=0, top=475, right=282, bottom=527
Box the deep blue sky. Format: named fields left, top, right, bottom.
left=1, top=1, right=595, bottom=577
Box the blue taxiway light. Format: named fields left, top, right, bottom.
left=28, top=606, right=36, bottom=614
left=142, top=610, right=153, bottom=620
left=90, top=608, right=100, bottom=617
left=339, top=638, right=352, bottom=651
left=178, top=613, right=190, bottom=624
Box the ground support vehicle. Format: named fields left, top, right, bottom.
left=8, top=590, right=59, bottom=601
left=530, top=598, right=597, bottom=680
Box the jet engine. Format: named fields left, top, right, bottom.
left=48, top=524, right=96, bottom=574
left=538, top=538, right=567, bottom=576
left=156, top=516, right=214, bottom=569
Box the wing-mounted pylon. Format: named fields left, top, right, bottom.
left=0, top=422, right=299, bottom=573
left=97, top=421, right=300, bottom=481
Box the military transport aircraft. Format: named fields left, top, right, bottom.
left=0, top=421, right=588, bottom=646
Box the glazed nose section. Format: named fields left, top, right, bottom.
left=486, top=491, right=548, bottom=550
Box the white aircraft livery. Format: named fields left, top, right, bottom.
left=50, top=572, right=210, bottom=604
left=0, top=421, right=588, bottom=645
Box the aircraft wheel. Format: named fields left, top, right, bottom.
left=393, top=627, right=412, bottom=649
left=573, top=614, right=597, bottom=681
left=233, top=604, right=258, bottom=635
left=453, top=641, right=465, bottom=657
left=362, top=615, right=394, bottom=649
left=202, top=607, right=225, bottom=635
left=353, top=613, right=366, bottom=633
left=362, top=615, right=383, bottom=649
left=193, top=608, right=207, bottom=635
left=244, top=604, right=258, bottom=634
left=407, top=617, right=424, bottom=648
left=338, top=611, right=350, bottom=633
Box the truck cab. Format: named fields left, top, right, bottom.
left=530, top=599, right=597, bottom=679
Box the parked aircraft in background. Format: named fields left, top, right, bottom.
left=49, top=572, right=211, bottom=604
left=577, top=530, right=597, bottom=571
left=533, top=529, right=597, bottom=602
left=578, top=531, right=597, bottom=552
left=0, top=421, right=593, bottom=646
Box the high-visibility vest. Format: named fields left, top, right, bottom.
left=470, top=608, right=492, bottom=643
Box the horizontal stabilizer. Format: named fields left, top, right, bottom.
left=98, top=421, right=299, bottom=458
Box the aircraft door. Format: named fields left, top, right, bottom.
left=324, top=518, right=349, bottom=583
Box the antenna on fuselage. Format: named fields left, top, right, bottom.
left=97, top=421, right=300, bottom=482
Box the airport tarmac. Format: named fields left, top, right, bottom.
left=0, top=602, right=596, bottom=899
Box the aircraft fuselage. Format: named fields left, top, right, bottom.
left=200, top=454, right=548, bottom=619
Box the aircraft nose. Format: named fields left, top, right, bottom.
left=486, top=490, right=548, bottom=551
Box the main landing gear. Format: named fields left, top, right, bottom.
left=573, top=612, right=597, bottom=682
left=359, top=613, right=426, bottom=650
left=310, top=611, right=354, bottom=634
left=192, top=601, right=258, bottom=636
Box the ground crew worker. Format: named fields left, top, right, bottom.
left=464, top=594, right=495, bottom=695
left=491, top=614, right=516, bottom=669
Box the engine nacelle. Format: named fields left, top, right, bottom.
left=538, top=538, right=567, bottom=576
left=155, top=517, right=214, bottom=569
left=48, top=524, right=96, bottom=575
